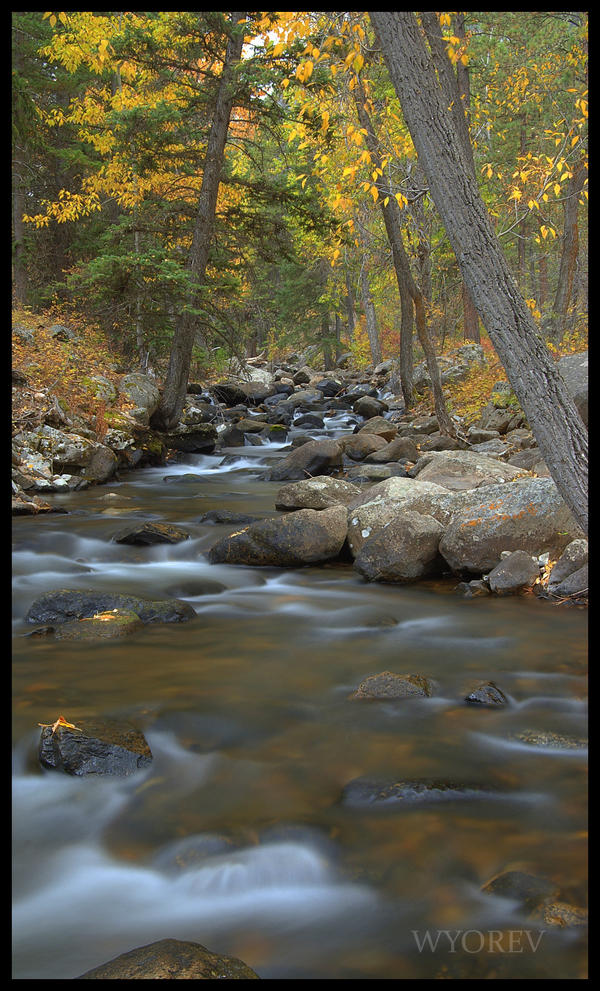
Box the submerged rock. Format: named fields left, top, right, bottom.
left=481, top=870, right=559, bottom=913
left=39, top=716, right=152, bottom=777
left=77, top=937, right=260, bottom=979
left=51, top=609, right=145, bottom=640
left=341, top=777, right=493, bottom=808
left=510, top=730, right=587, bottom=750
left=25, top=589, right=196, bottom=626
left=112, top=521, right=190, bottom=544
left=351, top=671, right=435, bottom=699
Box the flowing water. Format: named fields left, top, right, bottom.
left=12, top=422, right=588, bottom=979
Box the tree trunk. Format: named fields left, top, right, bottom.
left=321, top=311, right=334, bottom=370
left=151, top=12, right=246, bottom=430
left=354, top=79, right=453, bottom=429
left=12, top=173, right=27, bottom=304
left=370, top=10, right=587, bottom=534
left=359, top=259, right=382, bottom=366
left=345, top=267, right=356, bottom=339
left=549, top=158, right=587, bottom=342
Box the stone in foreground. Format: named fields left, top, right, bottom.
left=464, top=681, right=508, bottom=706
left=39, top=717, right=152, bottom=776
left=78, top=938, right=260, bottom=979
left=25, top=589, right=196, bottom=625
left=341, top=778, right=493, bottom=808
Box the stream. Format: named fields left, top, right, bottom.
left=12, top=415, right=588, bottom=979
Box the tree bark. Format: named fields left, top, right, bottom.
left=370, top=10, right=587, bottom=534
left=359, top=257, right=382, bottom=366
left=151, top=12, right=246, bottom=430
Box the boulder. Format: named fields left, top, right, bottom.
left=439, top=477, right=584, bottom=575
left=410, top=450, right=529, bottom=491
left=481, top=871, right=559, bottom=914
left=356, top=416, right=398, bottom=441
left=353, top=511, right=444, bottom=583
left=39, top=716, right=152, bottom=777
left=260, top=438, right=342, bottom=482
left=15, top=425, right=118, bottom=483
left=25, top=589, right=195, bottom=625
left=339, top=433, right=389, bottom=461
left=547, top=538, right=588, bottom=592
left=487, top=549, right=540, bottom=594
left=51, top=610, right=145, bottom=640
left=547, top=564, right=588, bottom=598
left=275, top=476, right=361, bottom=510
left=557, top=350, right=588, bottom=425
left=351, top=671, right=435, bottom=699
left=353, top=395, right=389, bottom=419
left=161, top=423, right=217, bottom=453
left=78, top=939, right=260, bottom=979
left=365, top=436, right=419, bottom=464
left=118, top=373, right=160, bottom=416
left=207, top=504, right=348, bottom=567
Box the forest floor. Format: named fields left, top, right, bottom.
left=11, top=302, right=587, bottom=440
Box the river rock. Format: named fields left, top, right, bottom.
left=351, top=671, right=435, bottom=699
left=113, top=521, right=190, bottom=544
left=438, top=478, right=584, bottom=575
left=341, top=777, right=492, bottom=808
left=464, top=681, right=508, bottom=706
left=481, top=870, right=559, bottom=913
left=353, top=511, right=444, bottom=583
left=207, top=505, right=348, bottom=567
left=25, top=589, right=196, bottom=625
left=15, top=425, right=118, bottom=483
left=197, top=510, right=262, bottom=526
left=51, top=609, right=145, bottom=640
left=511, top=730, right=587, bottom=750
left=353, top=395, right=388, bottom=418
left=535, top=902, right=588, bottom=928
left=356, top=416, right=398, bottom=441
left=365, top=436, right=418, bottom=463
left=260, top=438, right=342, bottom=481
left=160, top=423, right=217, bottom=453
left=39, top=716, right=153, bottom=777
left=487, top=550, right=540, bottom=594
left=547, top=564, right=588, bottom=598
left=409, top=450, right=529, bottom=490
left=339, top=432, right=389, bottom=461
left=547, top=539, right=588, bottom=592
left=275, top=476, right=361, bottom=510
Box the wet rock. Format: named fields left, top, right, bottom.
left=260, top=438, right=342, bottom=482
left=207, top=504, right=348, bottom=568
left=294, top=412, right=324, bottom=429
left=77, top=937, right=260, bottom=979
left=25, top=589, right=196, bottom=625
left=12, top=493, right=68, bottom=515
left=39, top=716, right=152, bottom=777
left=464, top=681, right=508, bottom=706
left=341, top=777, right=491, bottom=808
left=535, top=902, right=588, bottom=928
left=161, top=423, right=217, bottom=453
left=455, top=579, right=490, bottom=597
left=481, top=870, right=559, bottom=913
left=52, top=609, right=145, bottom=640
left=351, top=671, right=435, bottom=699
left=353, top=395, right=388, bottom=419
left=353, top=511, right=444, bottom=583
left=196, top=510, right=262, bottom=526
left=439, top=478, right=583, bottom=575
left=487, top=550, right=539, bottom=594
left=112, top=521, right=190, bottom=544
left=355, top=416, right=398, bottom=442
left=510, top=730, right=587, bottom=750
left=275, top=476, right=361, bottom=511
left=409, top=450, right=528, bottom=491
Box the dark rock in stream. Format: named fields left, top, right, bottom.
left=259, top=437, right=342, bottom=481
left=196, top=510, right=262, bottom=526
left=487, top=550, right=539, bottom=595
left=52, top=609, right=146, bottom=640
left=207, top=505, right=348, bottom=568
left=39, top=716, right=152, bottom=776
left=25, top=589, right=196, bottom=625
left=481, top=870, right=559, bottom=913
left=77, top=938, right=260, bottom=979
left=340, top=778, right=494, bottom=808
left=464, top=681, right=509, bottom=707
left=112, top=521, right=190, bottom=544
left=510, top=730, right=588, bottom=750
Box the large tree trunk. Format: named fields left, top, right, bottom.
left=151, top=12, right=245, bottom=430
left=549, top=157, right=587, bottom=342
left=370, top=11, right=587, bottom=534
